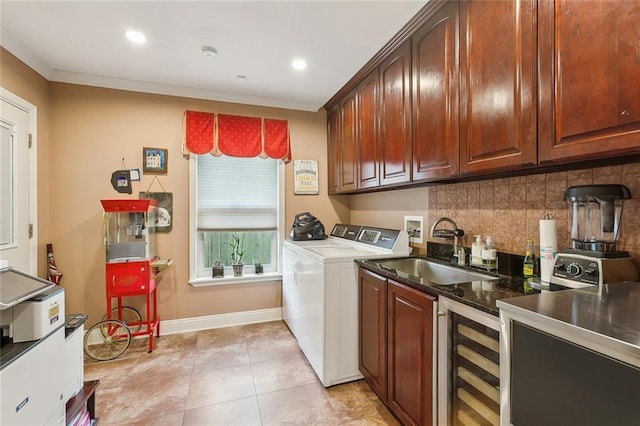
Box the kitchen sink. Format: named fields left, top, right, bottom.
left=374, top=258, right=498, bottom=285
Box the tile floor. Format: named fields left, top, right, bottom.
left=84, top=320, right=400, bottom=425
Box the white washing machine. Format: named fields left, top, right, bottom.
left=282, top=224, right=410, bottom=387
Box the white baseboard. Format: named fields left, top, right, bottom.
left=84, top=307, right=282, bottom=346
left=160, top=307, right=283, bottom=335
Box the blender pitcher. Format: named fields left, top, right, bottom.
left=563, top=184, right=631, bottom=253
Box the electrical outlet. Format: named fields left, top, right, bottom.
left=404, top=215, right=424, bottom=244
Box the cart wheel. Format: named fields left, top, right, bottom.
left=102, top=306, right=142, bottom=334
left=83, top=320, right=131, bottom=361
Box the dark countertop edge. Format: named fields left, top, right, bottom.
left=355, top=257, right=532, bottom=317
left=65, top=313, right=89, bottom=337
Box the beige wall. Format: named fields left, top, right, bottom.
left=47, top=83, right=349, bottom=324
left=350, top=186, right=429, bottom=255
left=2, top=48, right=348, bottom=325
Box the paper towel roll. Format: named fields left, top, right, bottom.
left=539, top=218, right=558, bottom=283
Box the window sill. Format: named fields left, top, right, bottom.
left=189, top=272, right=282, bottom=287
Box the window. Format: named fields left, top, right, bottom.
left=190, top=155, right=283, bottom=283
left=0, top=122, right=14, bottom=247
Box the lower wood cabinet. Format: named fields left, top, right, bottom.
left=359, top=268, right=388, bottom=401
left=358, top=268, right=436, bottom=426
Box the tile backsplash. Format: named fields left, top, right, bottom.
left=426, top=163, right=640, bottom=264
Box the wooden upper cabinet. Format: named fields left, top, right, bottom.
left=538, top=0, right=640, bottom=163
left=327, top=107, right=340, bottom=195
left=459, top=0, right=537, bottom=174
left=379, top=41, right=413, bottom=186
left=357, top=69, right=380, bottom=189
left=412, top=2, right=460, bottom=182
left=339, top=91, right=358, bottom=192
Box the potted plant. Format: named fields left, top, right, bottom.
left=211, top=260, right=224, bottom=278
left=227, top=234, right=244, bottom=277
left=253, top=259, right=263, bottom=275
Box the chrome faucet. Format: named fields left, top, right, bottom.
left=430, top=217, right=466, bottom=265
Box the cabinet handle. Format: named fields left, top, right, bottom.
left=437, top=311, right=446, bottom=317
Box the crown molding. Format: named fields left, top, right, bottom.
left=51, top=70, right=321, bottom=112
left=1, top=28, right=54, bottom=80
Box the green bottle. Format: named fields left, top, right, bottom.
left=523, top=239, right=536, bottom=281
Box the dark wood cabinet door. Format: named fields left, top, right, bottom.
left=459, top=0, right=537, bottom=174
left=339, top=92, right=358, bottom=192
left=387, top=280, right=434, bottom=426
left=327, top=106, right=340, bottom=195
left=379, top=41, right=412, bottom=186
left=538, top=0, right=640, bottom=164
left=357, top=69, right=380, bottom=189
left=412, top=1, right=460, bottom=182
left=358, top=268, right=388, bottom=402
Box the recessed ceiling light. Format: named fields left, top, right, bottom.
left=236, top=75, right=247, bottom=82
left=291, top=58, right=307, bottom=71
left=125, top=30, right=146, bottom=44
left=201, top=46, right=218, bottom=56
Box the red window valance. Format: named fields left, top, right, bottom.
left=182, top=110, right=291, bottom=162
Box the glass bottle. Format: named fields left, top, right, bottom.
left=523, top=239, right=536, bottom=282
left=481, top=236, right=498, bottom=270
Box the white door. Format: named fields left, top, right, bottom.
left=0, top=90, right=37, bottom=273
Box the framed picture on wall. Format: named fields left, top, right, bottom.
left=293, top=159, right=319, bottom=195
left=142, top=147, right=168, bottom=174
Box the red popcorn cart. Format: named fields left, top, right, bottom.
left=83, top=199, right=172, bottom=361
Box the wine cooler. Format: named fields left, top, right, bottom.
left=438, top=297, right=500, bottom=426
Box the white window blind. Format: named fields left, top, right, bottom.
left=197, top=155, right=278, bottom=230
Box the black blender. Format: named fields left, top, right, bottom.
left=550, top=184, right=639, bottom=290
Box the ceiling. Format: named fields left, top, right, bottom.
left=0, top=1, right=427, bottom=112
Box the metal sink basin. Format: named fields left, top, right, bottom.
left=375, top=258, right=498, bottom=285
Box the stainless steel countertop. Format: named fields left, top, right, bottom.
left=497, top=281, right=640, bottom=368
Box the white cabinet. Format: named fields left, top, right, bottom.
left=1, top=327, right=66, bottom=425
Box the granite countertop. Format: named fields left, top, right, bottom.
left=356, top=256, right=537, bottom=316
left=497, top=282, right=640, bottom=367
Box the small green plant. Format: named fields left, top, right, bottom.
left=253, top=259, right=264, bottom=275
left=227, top=234, right=244, bottom=265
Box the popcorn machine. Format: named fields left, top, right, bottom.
left=98, top=199, right=171, bottom=356
left=102, top=199, right=157, bottom=262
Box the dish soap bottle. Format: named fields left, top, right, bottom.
left=471, top=235, right=484, bottom=266
left=523, top=239, right=536, bottom=282
left=482, top=236, right=498, bottom=270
